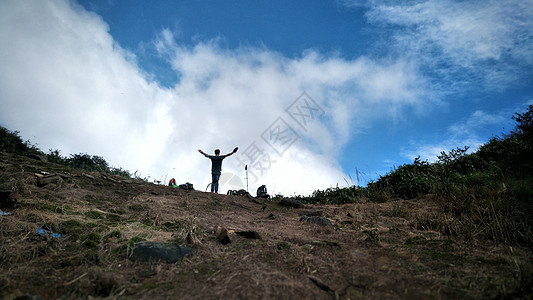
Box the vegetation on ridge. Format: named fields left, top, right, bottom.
left=300, top=105, right=533, bottom=248
left=0, top=127, right=131, bottom=178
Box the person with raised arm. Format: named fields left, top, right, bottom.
left=198, top=147, right=238, bottom=193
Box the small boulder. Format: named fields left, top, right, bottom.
left=300, top=216, right=333, bottom=227
left=279, top=198, right=302, bottom=208
left=37, top=175, right=63, bottom=187
left=130, top=242, right=193, bottom=263
left=215, top=227, right=232, bottom=244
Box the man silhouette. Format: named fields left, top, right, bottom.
left=198, top=147, right=238, bottom=193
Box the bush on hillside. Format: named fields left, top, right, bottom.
left=298, top=105, right=533, bottom=247
left=66, top=153, right=109, bottom=172
left=304, top=185, right=364, bottom=204
left=0, top=125, right=132, bottom=179
left=0, top=127, right=40, bottom=155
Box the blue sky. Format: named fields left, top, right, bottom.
left=1, top=0, right=532, bottom=194
left=83, top=0, right=372, bottom=86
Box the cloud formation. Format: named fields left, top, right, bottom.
left=2, top=0, right=529, bottom=194
left=361, top=0, right=533, bottom=89
left=150, top=30, right=430, bottom=193
left=401, top=110, right=511, bottom=163
left=1, top=0, right=429, bottom=194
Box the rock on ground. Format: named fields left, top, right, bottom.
left=130, top=242, right=193, bottom=263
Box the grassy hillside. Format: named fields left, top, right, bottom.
left=1, top=152, right=532, bottom=299
left=300, top=105, right=533, bottom=248
left=0, top=106, right=532, bottom=299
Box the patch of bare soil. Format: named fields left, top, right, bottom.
left=0, top=152, right=531, bottom=299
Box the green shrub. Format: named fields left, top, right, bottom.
left=1, top=125, right=133, bottom=179
left=368, top=157, right=439, bottom=200
left=305, top=185, right=364, bottom=204
left=46, top=149, right=67, bottom=165
left=0, top=126, right=42, bottom=155
left=66, top=153, right=109, bottom=172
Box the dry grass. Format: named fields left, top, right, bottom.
left=0, top=151, right=531, bottom=299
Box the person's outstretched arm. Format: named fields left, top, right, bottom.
left=225, top=147, right=239, bottom=157
left=198, top=149, right=208, bottom=156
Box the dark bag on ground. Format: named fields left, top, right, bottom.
left=178, top=182, right=194, bottom=190
left=227, top=189, right=249, bottom=196
left=256, top=185, right=270, bottom=198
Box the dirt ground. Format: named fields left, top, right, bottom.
left=0, top=151, right=531, bottom=299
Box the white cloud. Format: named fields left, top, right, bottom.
left=448, top=110, right=506, bottom=137
left=402, top=138, right=483, bottom=164
left=401, top=110, right=509, bottom=162
left=359, top=0, right=533, bottom=89
left=1, top=0, right=431, bottom=195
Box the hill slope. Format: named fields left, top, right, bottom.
left=1, top=151, right=531, bottom=299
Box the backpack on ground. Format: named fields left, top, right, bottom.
left=169, top=178, right=177, bottom=187
left=256, top=185, right=269, bottom=198
left=178, top=182, right=194, bottom=190
left=227, top=189, right=249, bottom=196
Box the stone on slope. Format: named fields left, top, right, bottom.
left=300, top=216, right=333, bottom=227
left=130, top=242, right=193, bottom=263
left=279, top=198, right=302, bottom=208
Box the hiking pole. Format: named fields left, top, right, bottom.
left=245, top=165, right=249, bottom=193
